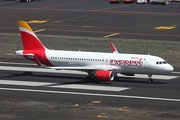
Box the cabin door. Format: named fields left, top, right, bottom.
left=143, top=57, right=150, bottom=69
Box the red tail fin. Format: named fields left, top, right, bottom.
left=17, top=21, right=53, bottom=66
left=18, top=21, right=45, bottom=50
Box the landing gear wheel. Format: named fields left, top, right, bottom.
left=148, top=79, right=153, bottom=83
left=148, top=74, right=153, bottom=83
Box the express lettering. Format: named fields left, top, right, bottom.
left=110, top=59, right=142, bottom=67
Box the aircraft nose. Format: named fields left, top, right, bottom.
left=166, top=64, right=174, bottom=72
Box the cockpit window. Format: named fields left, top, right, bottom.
left=156, top=61, right=167, bottom=64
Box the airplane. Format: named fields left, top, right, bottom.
left=15, top=21, right=174, bottom=83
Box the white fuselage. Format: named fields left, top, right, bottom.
left=45, top=49, right=173, bottom=75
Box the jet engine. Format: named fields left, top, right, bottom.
left=95, top=70, right=114, bottom=81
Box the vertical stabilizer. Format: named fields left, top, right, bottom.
left=18, top=21, right=45, bottom=50
left=17, top=21, right=53, bottom=66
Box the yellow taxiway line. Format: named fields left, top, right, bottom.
left=154, top=25, right=178, bottom=30
left=104, top=33, right=119, bottom=38
left=34, top=29, right=46, bottom=33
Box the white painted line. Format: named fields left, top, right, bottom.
left=49, top=84, right=130, bottom=92
left=0, top=66, right=178, bottom=80
left=172, top=72, right=180, bottom=74
left=0, top=80, right=55, bottom=86
left=0, top=62, right=36, bottom=66
left=0, top=66, right=87, bottom=75
left=0, top=87, right=180, bottom=102
left=118, top=74, right=179, bottom=80
left=0, top=80, right=129, bottom=92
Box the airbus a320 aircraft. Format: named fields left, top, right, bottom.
left=16, top=21, right=174, bottom=83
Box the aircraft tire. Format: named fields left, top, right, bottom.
left=148, top=79, right=153, bottom=83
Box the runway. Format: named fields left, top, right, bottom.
left=0, top=59, right=180, bottom=108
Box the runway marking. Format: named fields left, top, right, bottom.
left=104, top=33, right=119, bottom=38
left=27, top=20, right=49, bottom=24
left=0, top=80, right=55, bottom=87
left=0, top=87, right=180, bottom=102
left=154, top=25, right=177, bottom=30
left=92, top=101, right=101, bottom=104
left=34, top=29, right=46, bottom=33
left=172, top=72, right=180, bottom=74
left=82, top=26, right=93, bottom=28
left=0, top=66, right=178, bottom=80
left=0, top=62, right=36, bottom=66
left=0, top=66, right=87, bottom=74
left=119, top=74, right=178, bottom=80
left=0, top=80, right=129, bottom=92
left=49, top=84, right=130, bottom=92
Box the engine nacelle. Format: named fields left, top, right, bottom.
left=95, top=70, right=114, bottom=81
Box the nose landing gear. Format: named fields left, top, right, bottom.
left=148, top=74, right=153, bottom=83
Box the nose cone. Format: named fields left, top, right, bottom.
left=166, top=64, right=174, bottom=72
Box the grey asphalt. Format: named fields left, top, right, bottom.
left=0, top=0, right=180, bottom=40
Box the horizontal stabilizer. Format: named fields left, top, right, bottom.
left=15, top=51, right=43, bottom=67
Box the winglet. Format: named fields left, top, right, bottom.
left=110, top=42, right=119, bottom=53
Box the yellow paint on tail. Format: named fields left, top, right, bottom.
left=18, top=21, right=34, bottom=33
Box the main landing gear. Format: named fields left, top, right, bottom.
left=148, top=74, right=153, bottom=83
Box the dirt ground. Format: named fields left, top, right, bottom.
left=0, top=96, right=180, bottom=120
